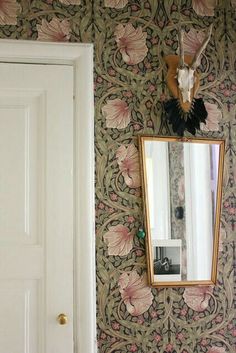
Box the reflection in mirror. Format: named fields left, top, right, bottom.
left=139, top=136, right=225, bottom=287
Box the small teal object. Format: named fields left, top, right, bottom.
left=137, top=228, right=145, bottom=239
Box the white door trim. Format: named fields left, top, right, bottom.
left=0, top=39, right=96, bottom=353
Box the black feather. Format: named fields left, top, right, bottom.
left=163, top=98, right=208, bottom=136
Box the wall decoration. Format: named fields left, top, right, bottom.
left=164, top=25, right=212, bottom=136
left=139, top=135, right=225, bottom=287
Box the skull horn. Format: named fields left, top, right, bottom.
left=191, top=24, right=213, bottom=69
left=178, top=27, right=185, bottom=68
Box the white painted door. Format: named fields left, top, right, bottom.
left=0, top=63, right=74, bottom=353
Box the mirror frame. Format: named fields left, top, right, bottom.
left=138, top=135, right=225, bottom=287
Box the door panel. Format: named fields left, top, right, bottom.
left=0, top=93, right=43, bottom=244
left=0, top=63, right=74, bottom=353
left=0, top=280, right=39, bottom=353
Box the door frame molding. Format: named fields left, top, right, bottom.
left=0, top=39, right=96, bottom=353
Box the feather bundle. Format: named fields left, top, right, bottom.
left=164, top=98, right=207, bottom=136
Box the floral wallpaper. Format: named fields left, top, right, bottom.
left=168, top=142, right=187, bottom=280
left=0, top=0, right=235, bottom=352
left=168, top=142, right=185, bottom=241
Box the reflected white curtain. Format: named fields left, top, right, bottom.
left=145, top=141, right=171, bottom=240
left=184, top=144, right=213, bottom=280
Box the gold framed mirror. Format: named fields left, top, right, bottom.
left=138, top=136, right=225, bottom=287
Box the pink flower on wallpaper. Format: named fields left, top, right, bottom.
left=114, top=23, right=148, bottom=65
left=200, top=103, right=221, bottom=131
left=178, top=176, right=185, bottom=201
left=231, top=0, right=236, bottom=7
left=166, top=343, right=174, bottom=352
left=59, top=0, right=81, bottom=4
left=207, top=347, right=226, bottom=353
left=192, top=0, right=216, bottom=17
left=105, top=0, right=128, bottom=8
left=102, top=98, right=131, bottom=129
left=183, top=286, right=213, bottom=311
left=0, top=0, right=21, bottom=25
left=103, top=225, right=134, bottom=256
left=118, top=270, right=153, bottom=316
left=183, top=28, right=205, bottom=57
left=116, top=144, right=141, bottom=188
left=37, top=18, right=71, bottom=42
left=130, top=344, right=138, bottom=352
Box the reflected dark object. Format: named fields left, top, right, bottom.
left=154, top=257, right=171, bottom=274
left=175, top=206, right=184, bottom=220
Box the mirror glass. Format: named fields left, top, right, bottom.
left=139, top=136, right=225, bottom=286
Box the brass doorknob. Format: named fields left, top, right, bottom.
left=57, top=313, right=68, bottom=325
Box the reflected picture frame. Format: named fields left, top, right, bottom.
left=153, top=239, right=182, bottom=282
left=138, top=135, right=225, bottom=287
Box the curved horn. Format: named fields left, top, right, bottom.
left=178, top=27, right=185, bottom=68
left=191, top=24, right=213, bottom=69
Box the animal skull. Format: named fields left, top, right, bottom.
left=177, top=66, right=195, bottom=103
left=164, top=25, right=212, bottom=112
